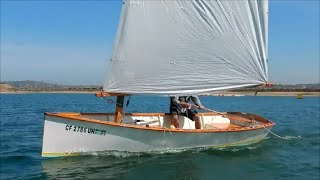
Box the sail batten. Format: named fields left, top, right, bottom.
left=104, top=0, right=269, bottom=95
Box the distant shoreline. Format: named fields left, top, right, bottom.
left=1, top=91, right=319, bottom=97
left=0, top=91, right=96, bottom=94
left=203, top=91, right=320, bottom=97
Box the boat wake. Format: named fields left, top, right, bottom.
left=78, top=149, right=194, bottom=158
left=82, top=151, right=144, bottom=158
left=74, top=145, right=265, bottom=158
left=268, top=135, right=303, bottom=140
left=282, top=135, right=302, bottom=140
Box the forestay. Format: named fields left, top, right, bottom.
left=104, top=0, right=269, bottom=95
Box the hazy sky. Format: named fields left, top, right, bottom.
left=1, top=0, right=319, bottom=85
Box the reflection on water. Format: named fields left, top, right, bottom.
left=41, top=145, right=266, bottom=179
left=42, top=155, right=136, bottom=179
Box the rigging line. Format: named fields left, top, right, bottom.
left=250, top=116, right=289, bottom=140
left=100, top=96, right=114, bottom=121
left=126, top=96, right=131, bottom=107
left=203, top=107, right=226, bottom=115
left=191, top=104, right=226, bottom=115
left=163, top=126, right=172, bottom=136
left=162, top=126, right=172, bottom=147
left=196, top=105, right=285, bottom=139
left=121, top=96, right=131, bottom=122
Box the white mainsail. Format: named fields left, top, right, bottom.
left=104, top=0, right=269, bottom=95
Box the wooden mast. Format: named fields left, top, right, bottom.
left=95, top=92, right=128, bottom=123
left=114, top=96, right=124, bottom=123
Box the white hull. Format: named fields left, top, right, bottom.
left=42, top=112, right=274, bottom=157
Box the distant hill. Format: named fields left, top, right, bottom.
left=0, top=81, right=102, bottom=92
left=273, top=83, right=320, bottom=89
left=0, top=84, right=15, bottom=92
left=1, top=80, right=67, bottom=90
left=233, top=83, right=320, bottom=92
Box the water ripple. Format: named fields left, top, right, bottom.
left=0, top=94, right=319, bottom=180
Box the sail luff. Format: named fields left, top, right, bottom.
left=263, top=0, right=269, bottom=80
left=248, top=0, right=268, bottom=83
left=104, top=2, right=127, bottom=88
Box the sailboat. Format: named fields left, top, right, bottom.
left=42, top=0, right=275, bottom=157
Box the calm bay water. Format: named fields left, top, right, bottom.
left=0, top=94, right=319, bottom=180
